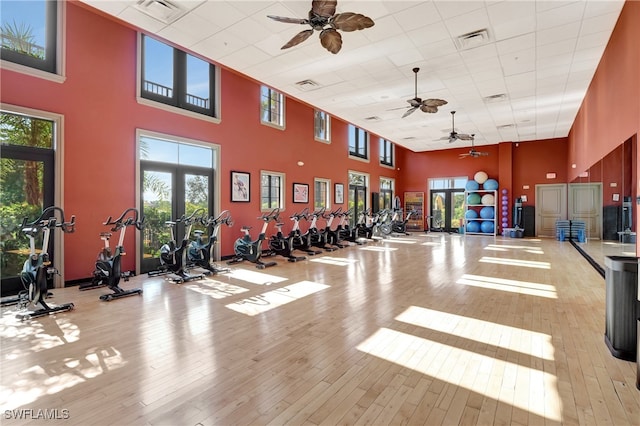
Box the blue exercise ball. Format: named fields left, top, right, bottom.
left=466, top=220, right=481, bottom=233
left=480, top=206, right=495, bottom=219
left=465, top=209, right=479, bottom=219
left=483, top=179, right=499, bottom=191
left=480, top=221, right=495, bottom=233
left=467, top=193, right=482, bottom=205
left=502, top=188, right=508, bottom=195
left=465, top=180, right=480, bottom=191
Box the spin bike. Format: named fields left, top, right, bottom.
left=187, top=210, right=233, bottom=274
left=90, top=208, right=144, bottom=301
left=15, top=206, right=76, bottom=321
left=148, top=209, right=206, bottom=283
left=227, top=209, right=279, bottom=269
left=288, top=208, right=322, bottom=256
left=268, top=212, right=307, bottom=262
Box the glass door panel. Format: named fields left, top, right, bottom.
left=142, top=170, right=174, bottom=272
left=430, top=191, right=446, bottom=231
left=348, top=185, right=366, bottom=228
left=184, top=172, right=210, bottom=240
left=451, top=191, right=465, bottom=230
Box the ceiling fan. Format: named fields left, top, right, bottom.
left=400, top=67, right=447, bottom=118
left=459, top=135, right=489, bottom=158
left=440, top=110, right=474, bottom=143
left=267, top=0, right=374, bottom=54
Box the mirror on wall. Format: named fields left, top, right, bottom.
left=570, top=137, right=636, bottom=269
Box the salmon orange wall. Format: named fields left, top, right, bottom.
left=0, top=2, right=402, bottom=281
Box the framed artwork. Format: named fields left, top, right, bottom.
left=293, top=183, right=309, bottom=203
left=231, top=171, right=250, bottom=202
left=335, top=183, right=344, bottom=204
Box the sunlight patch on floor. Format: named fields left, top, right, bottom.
left=310, top=257, right=359, bottom=266
left=359, top=246, right=398, bottom=252
left=0, top=346, right=127, bottom=410
left=225, top=281, right=329, bottom=316
left=479, top=256, right=551, bottom=269
left=381, top=238, right=418, bottom=244
left=1, top=316, right=80, bottom=356
left=183, top=279, right=249, bottom=299
left=225, top=268, right=288, bottom=285
left=457, top=274, right=557, bottom=299
left=395, top=305, right=555, bottom=360
left=356, top=326, right=560, bottom=422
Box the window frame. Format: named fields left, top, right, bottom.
left=314, top=110, right=331, bottom=143
left=313, top=177, right=331, bottom=210
left=260, top=86, right=285, bottom=129
left=379, top=177, right=395, bottom=210
left=348, top=124, right=369, bottom=161
left=379, top=138, right=394, bottom=168
left=138, top=34, right=219, bottom=121
left=260, top=170, right=285, bottom=211
left=0, top=0, right=65, bottom=82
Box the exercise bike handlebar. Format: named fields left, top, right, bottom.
left=104, top=207, right=145, bottom=231
left=258, top=208, right=280, bottom=222
left=21, top=206, right=76, bottom=234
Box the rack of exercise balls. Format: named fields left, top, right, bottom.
left=464, top=171, right=498, bottom=235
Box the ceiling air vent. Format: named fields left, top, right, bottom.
left=484, top=93, right=508, bottom=103
left=135, top=0, right=187, bottom=24
left=402, top=136, right=416, bottom=140
left=295, top=79, right=321, bottom=91
left=364, top=116, right=381, bottom=122
left=455, top=29, right=491, bottom=50
left=497, top=124, right=515, bottom=129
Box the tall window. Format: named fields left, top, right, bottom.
left=380, top=178, right=394, bottom=210
left=348, top=124, right=368, bottom=160
left=261, top=171, right=284, bottom=210
left=260, top=86, right=284, bottom=128
left=314, top=110, right=330, bottom=143
left=0, top=0, right=58, bottom=74
left=380, top=138, right=394, bottom=167
left=140, top=34, right=216, bottom=117
left=314, top=178, right=330, bottom=209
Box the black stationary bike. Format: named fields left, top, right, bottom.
left=228, top=209, right=279, bottom=269
left=148, top=209, right=206, bottom=283
left=268, top=212, right=307, bottom=262
left=90, top=208, right=144, bottom=301
left=187, top=209, right=233, bottom=274
left=15, top=206, right=76, bottom=321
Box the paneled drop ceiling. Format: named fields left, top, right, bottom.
left=79, top=0, right=625, bottom=152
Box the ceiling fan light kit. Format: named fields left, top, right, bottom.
left=268, top=0, right=374, bottom=54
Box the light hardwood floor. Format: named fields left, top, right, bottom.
left=1, top=233, right=639, bottom=425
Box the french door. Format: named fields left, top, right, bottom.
left=348, top=184, right=367, bottom=228
left=140, top=162, right=213, bottom=273
left=0, top=142, right=55, bottom=296
left=430, top=189, right=465, bottom=232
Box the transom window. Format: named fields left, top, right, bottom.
left=314, top=110, right=330, bottom=143
left=430, top=177, right=467, bottom=190
left=260, top=86, right=284, bottom=128
left=140, top=34, right=216, bottom=117
left=348, top=124, right=368, bottom=160
left=261, top=171, right=285, bottom=210
left=314, top=178, right=330, bottom=209
left=379, top=138, right=394, bottom=167
left=0, top=0, right=58, bottom=74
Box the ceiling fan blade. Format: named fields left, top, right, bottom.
left=267, top=15, right=308, bottom=25
left=312, top=0, right=337, bottom=18
left=449, top=136, right=457, bottom=144
left=407, top=98, right=421, bottom=107
left=420, top=104, right=439, bottom=113
left=457, top=133, right=474, bottom=141
left=319, top=28, right=342, bottom=53
left=331, top=12, right=375, bottom=32
left=281, top=29, right=314, bottom=50
left=402, top=106, right=418, bottom=118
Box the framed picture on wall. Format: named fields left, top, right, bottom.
left=335, top=183, right=344, bottom=204
left=293, top=183, right=309, bottom=203
left=231, top=171, right=250, bottom=202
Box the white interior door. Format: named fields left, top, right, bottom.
left=536, top=184, right=567, bottom=237
left=568, top=183, right=602, bottom=239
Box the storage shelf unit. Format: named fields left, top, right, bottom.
left=464, top=190, right=497, bottom=235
